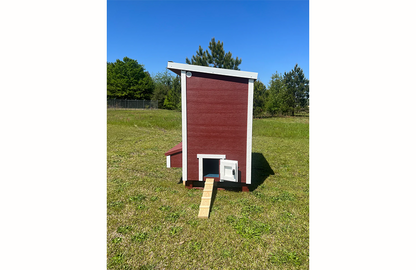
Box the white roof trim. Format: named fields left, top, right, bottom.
left=167, top=62, right=258, bottom=80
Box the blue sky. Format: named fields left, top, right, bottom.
left=107, top=0, right=309, bottom=85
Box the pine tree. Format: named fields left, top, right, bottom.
left=283, top=64, right=309, bottom=116
left=186, top=38, right=242, bottom=70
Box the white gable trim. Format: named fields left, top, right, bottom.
left=181, top=70, right=187, bottom=183
left=246, top=79, right=254, bottom=184
left=167, top=62, right=258, bottom=80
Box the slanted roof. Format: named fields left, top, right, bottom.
left=167, top=62, right=258, bottom=80
left=164, top=142, right=182, bottom=156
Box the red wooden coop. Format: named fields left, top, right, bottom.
left=164, top=62, right=258, bottom=191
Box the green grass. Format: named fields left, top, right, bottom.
left=107, top=109, right=309, bottom=269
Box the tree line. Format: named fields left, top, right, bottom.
left=107, top=38, right=308, bottom=116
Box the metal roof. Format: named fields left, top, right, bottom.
left=164, top=142, right=182, bottom=156
left=167, top=62, right=258, bottom=80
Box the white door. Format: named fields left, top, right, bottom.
left=220, top=159, right=238, bottom=182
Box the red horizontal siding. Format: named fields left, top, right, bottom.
left=170, top=152, right=182, bottom=168
left=186, top=72, right=248, bottom=183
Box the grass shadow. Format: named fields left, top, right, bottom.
left=249, top=152, right=275, bottom=191
left=211, top=184, right=218, bottom=210
left=209, top=152, right=274, bottom=192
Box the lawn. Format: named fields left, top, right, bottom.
left=107, top=109, right=309, bottom=269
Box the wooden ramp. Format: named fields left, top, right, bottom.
left=198, top=178, right=215, bottom=219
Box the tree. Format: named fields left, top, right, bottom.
left=152, top=69, right=175, bottom=109
left=283, top=64, right=309, bottom=116
left=163, top=75, right=181, bottom=110
left=253, top=80, right=267, bottom=117
left=266, top=72, right=291, bottom=116
left=186, top=37, right=242, bottom=70
left=107, top=57, right=154, bottom=99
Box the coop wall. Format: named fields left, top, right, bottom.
left=185, top=72, right=249, bottom=183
